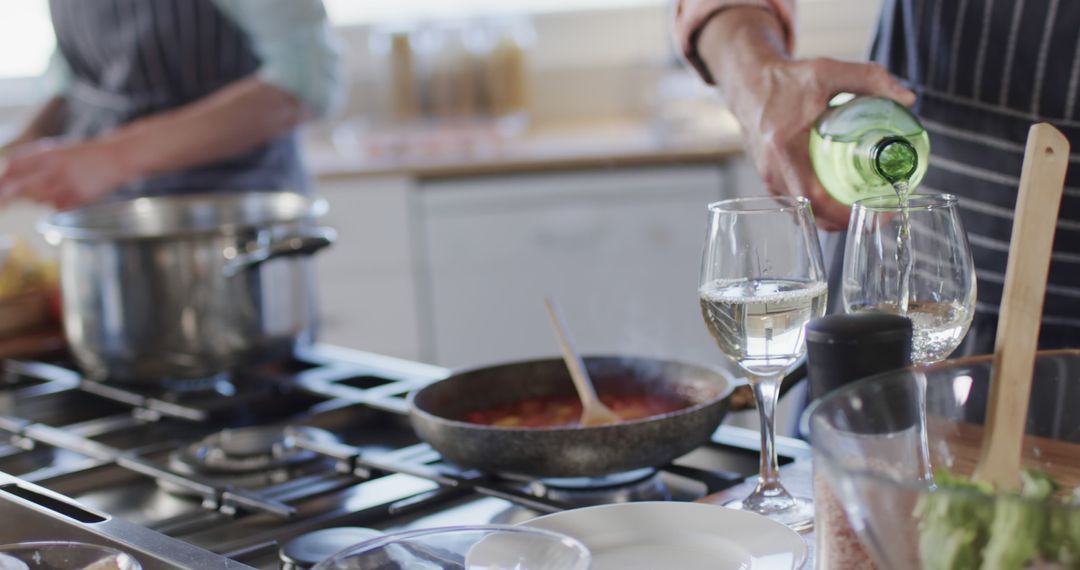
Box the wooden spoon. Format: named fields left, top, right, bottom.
left=973, top=123, right=1070, bottom=490
left=544, top=298, right=621, bottom=427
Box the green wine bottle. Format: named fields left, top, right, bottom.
left=809, top=95, right=929, bottom=205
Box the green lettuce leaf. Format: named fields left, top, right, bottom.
left=980, top=470, right=1056, bottom=569
left=917, top=469, right=1065, bottom=570
left=917, top=470, right=995, bottom=570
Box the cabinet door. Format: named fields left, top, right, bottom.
left=418, top=165, right=730, bottom=369
left=314, top=175, right=422, bottom=360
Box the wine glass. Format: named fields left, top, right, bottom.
left=842, top=193, right=976, bottom=364
left=699, top=195, right=827, bottom=531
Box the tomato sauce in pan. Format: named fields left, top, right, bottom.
left=463, top=392, right=688, bottom=428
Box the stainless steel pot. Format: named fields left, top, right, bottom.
left=39, top=192, right=335, bottom=384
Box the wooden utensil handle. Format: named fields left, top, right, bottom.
left=544, top=298, right=600, bottom=403
left=975, top=123, right=1070, bottom=488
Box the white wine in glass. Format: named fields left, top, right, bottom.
left=843, top=193, right=976, bottom=364
left=700, top=279, right=828, bottom=376
left=699, top=196, right=827, bottom=531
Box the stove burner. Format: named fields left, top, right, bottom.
left=161, top=426, right=339, bottom=496
left=491, top=469, right=675, bottom=526
left=279, top=527, right=383, bottom=570
left=530, top=468, right=672, bottom=506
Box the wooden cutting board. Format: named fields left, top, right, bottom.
left=929, top=416, right=1080, bottom=489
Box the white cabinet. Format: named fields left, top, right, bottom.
left=313, top=175, right=424, bottom=360
left=416, top=165, right=733, bottom=369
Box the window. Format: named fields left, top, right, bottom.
left=0, top=0, right=54, bottom=80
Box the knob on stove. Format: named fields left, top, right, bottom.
left=280, top=527, right=383, bottom=570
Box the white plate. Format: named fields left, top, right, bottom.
left=517, top=502, right=808, bottom=570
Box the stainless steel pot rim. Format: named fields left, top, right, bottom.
left=407, top=354, right=736, bottom=432
left=38, top=191, right=328, bottom=240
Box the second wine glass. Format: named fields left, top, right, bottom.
left=842, top=193, right=976, bottom=364
left=699, top=196, right=827, bottom=531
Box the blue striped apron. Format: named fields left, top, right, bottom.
left=833, top=0, right=1080, bottom=354
left=48, top=0, right=309, bottom=197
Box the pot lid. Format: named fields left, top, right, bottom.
left=38, top=191, right=327, bottom=241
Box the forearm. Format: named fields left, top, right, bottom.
left=4, top=97, right=68, bottom=150
left=106, top=77, right=304, bottom=180
left=696, top=8, right=789, bottom=116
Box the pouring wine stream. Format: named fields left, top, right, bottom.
left=544, top=298, right=621, bottom=427
left=973, top=123, right=1070, bottom=489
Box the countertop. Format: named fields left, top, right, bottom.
left=305, top=116, right=746, bottom=180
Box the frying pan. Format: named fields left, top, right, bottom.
left=408, top=356, right=736, bottom=478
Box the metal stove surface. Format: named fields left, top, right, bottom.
left=0, top=344, right=809, bottom=569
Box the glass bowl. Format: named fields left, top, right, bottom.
left=311, top=525, right=591, bottom=570
left=0, top=542, right=140, bottom=569
left=807, top=350, right=1080, bottom=569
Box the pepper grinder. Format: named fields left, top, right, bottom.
left=806, top=312, right=913, bottom=570
left=806, top=312, right=912, bottom=400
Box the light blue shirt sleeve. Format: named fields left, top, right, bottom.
left=213, top=0, right=345, bottom=118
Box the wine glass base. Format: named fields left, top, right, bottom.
left=723, top=496, right=814, bottom=533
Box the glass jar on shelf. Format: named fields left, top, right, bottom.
left=368, top=23, right=421, bottom=126
left=478, top=16, right=535, bottom=137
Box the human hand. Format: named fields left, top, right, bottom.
left=0, top=138, right=133, bottom=210
left=697, top=10, right=916, bottom=231
left=733, top=58, right=916, bottom=230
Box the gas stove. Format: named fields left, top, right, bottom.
left=0, top=344, right=810, bottom=569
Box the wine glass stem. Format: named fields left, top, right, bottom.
left=749, top=375, right=792, bottom=505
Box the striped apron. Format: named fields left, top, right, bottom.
left=833, top=0, right=1080, bottom=354
left=48, top=0, right=309, bottom=198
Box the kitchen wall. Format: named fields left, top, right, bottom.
left=0, top=0, right=882, bottom=139
left=0, top=0, right=883, bottom=435
left=324, top=0, right=883, bottom=127
left=306, top=0, right=883, bottom=436
left=0, top=0, right=885, bottom=350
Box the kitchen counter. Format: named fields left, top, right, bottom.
left=305, top=116, right=745, bottom=181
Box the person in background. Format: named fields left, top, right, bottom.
left=674, top=0, right=1080, bottom=355
left=0, top=0, right=342, bottom=210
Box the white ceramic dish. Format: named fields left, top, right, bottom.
left=516, top=502, right=808, bottom=570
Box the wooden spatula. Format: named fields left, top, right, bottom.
left=973, top=123, right=1070, bottom=490
left=544, top=298, right=621, bottom=427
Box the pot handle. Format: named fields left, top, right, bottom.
left=223, top=227, right=336, bottom=277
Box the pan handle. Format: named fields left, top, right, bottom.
left=222, top=227, right=336, bottom=277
